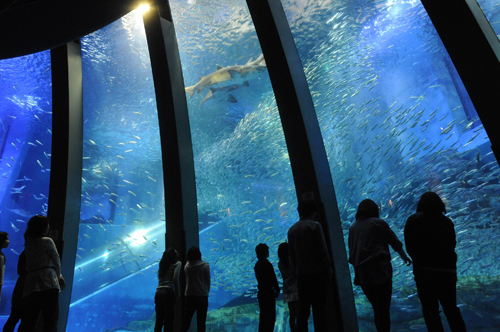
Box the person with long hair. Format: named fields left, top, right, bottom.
left=404, top=192, right=466, bottom=331
left=278, top=242, right=298, bottom=332
left=181, top=246, right=210, bottom=332
left=18, top=215, right=65, bottom=332
left=154, top=247, right=181, bottom=332
left=348, top=199, right=411, bottom=332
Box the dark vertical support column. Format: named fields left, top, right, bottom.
left=49, top=41, right=83, bottom=332
left=246, top=0, right=357, bottom=331
left=142, top=2, right=199, bottom=269
left=421, top=0, right=500, bottom=164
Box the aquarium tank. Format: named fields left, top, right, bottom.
left=476, top=0, right=500, bottom=39
left=0, top=51, right=52, bottom=324
left=1, top=0, right=500, bottom=331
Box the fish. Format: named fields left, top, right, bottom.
left=200, top=80, right=250, bottom=106
left=185, top=55, right=266, bottom=99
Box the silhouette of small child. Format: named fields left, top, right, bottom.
left=0, top=231, right=10, bottom=304
left=254, top=243, right=280, bottom=332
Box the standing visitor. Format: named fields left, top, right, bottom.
left=0, top=231, right=9, bottom=305
left=18, top=215, right=65, bottom=332
left=154, top=248, right=181, bottom=332
left=181, top=246, right=210, bottom=332
left=348, top=199, right=411, bottom=332
left=287, top=200, right=331, bottom=332
left=254, top=243, right=280, bottom=332
left=405, top=192, right=466, bottom=331
left=278, top=242, right=298, bottom=332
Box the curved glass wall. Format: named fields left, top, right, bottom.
left=0, top=51, right=52, bottom=320
left=281, top=0, right=499, bottom=330
left=171, top=0, right=298, bottom=329
left=476, top=0, right=500, bottom=39
left=66, top=10, right=166, bottom=332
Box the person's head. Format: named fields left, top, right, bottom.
left=0, top=231, right=9, bottom=249
left=187, top=246, right=202, bottom=262
left=297, top=200, right=317, bottom=219
left=277, top=242, right=289, bottom=264
left=159, top=247, right=178, bottom=277
left=355, top=199, right=379, bottom=220
left=417, top=192, right=446, bottom=214
left=24, top=215, right=50, bottom=241
left=255, top=243, right=269, bottom=260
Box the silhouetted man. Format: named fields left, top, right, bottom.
left=288, top=200, right=332, bottom=332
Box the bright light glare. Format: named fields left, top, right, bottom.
left=127, top=229, right=148, bottom=246
left=137, top=4, right=150, bottom=14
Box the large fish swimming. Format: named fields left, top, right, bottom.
left=185, top=55, right=266, bottom=100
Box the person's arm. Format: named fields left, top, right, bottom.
left=46, top=238, right=65, bottom=290
left=269, top=262, right=280, bottom=298
left=173, top=262, right=182, bottom=298
left=385, top=222, right=412, bottom=266
left=205, top=263, right=211, bottom=294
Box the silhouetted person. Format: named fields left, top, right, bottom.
left=0, top=231, right=9, bottom=305
left=278, top=242, right=298, bottom=332
left=181, top=246, right=210, bottom=332
left=404, top=192, right=466, bottom=332
left=254, top=243, right=280, bottom=332
left=154, top=248, right=181, bottom=332
left=348, top=199, right=411, bottom=332
left=287, top=200, right=331, bottom=332
left=3, top=251, right=26, bottom=332
left=18, top=215, right=65, bottom=332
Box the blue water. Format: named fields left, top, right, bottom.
left=1, top=0, right=500, bottom=331
left=0, top=51, right=52, bottom=320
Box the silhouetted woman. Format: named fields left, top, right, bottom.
left=278, top=243, right=298, bottom=332
left=154, top=248, right=181, bottom=332
left=348, top=199, right=411, bottom=332
left=405, top=192, right=466, bottom=331
left=18, top=215, right=65, bottom=332
left=181, top=246, right=210, bottom=332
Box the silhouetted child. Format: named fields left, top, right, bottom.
left=278, top=243, right=298, bottom=332
left=3, top=250, right=26, bottom=332
left=0, top=231, right=9, bottom=305
left=254, top=243, right=280, bottom=332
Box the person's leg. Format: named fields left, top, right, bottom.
left=18, top=293, right=41, bottom=332
left=3, top=306, right=23, bottom=332
left=416, top=278, right=445, bottom=332
left=296, top=275, right=311, bottom=332
left=163, top=290, right=177, bottom=332
left=436, top=274, right=466, bottom=332
left=154, top=290, right=167, bottom=332
left=181, top=296, right=197, bottom=332
left=258, top=293, right=275, bottom=332
left=40, top=289, right=59, bottom=332
left=288, top=301, right=298, bottom=332
left=375, top=281, right=392, bottom=332
left=195, top=296, right=208, bottom=332
left=311, top=273, right=328, bottom=332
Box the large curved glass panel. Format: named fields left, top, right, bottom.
left=66, top=10, right=166, bottom=332
left=171, top=0, right=298, bottom=330
left=0, top=51, right=52, bottom=321
left=281, top=0, right=499, bottom=330
left=476, top=0, right=500, bottom=39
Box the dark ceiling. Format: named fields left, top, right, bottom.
left=0, top=0, right=143, bottom=60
